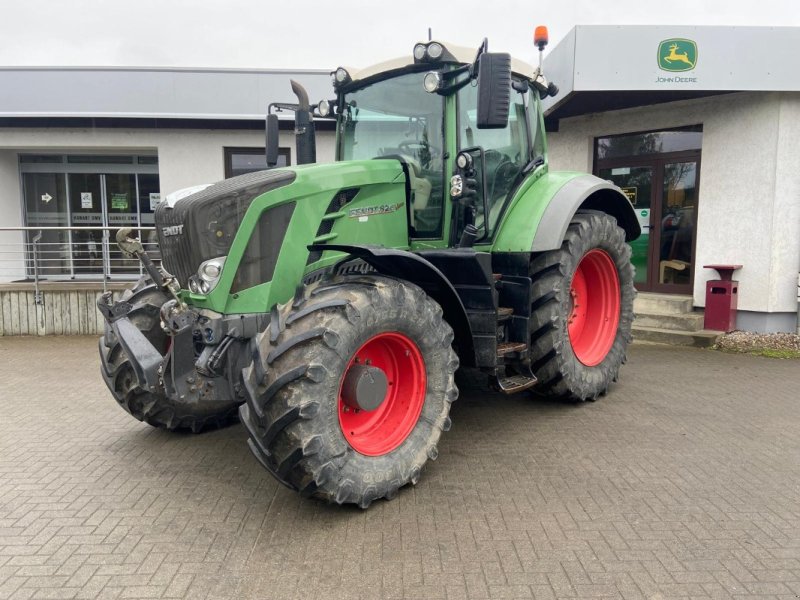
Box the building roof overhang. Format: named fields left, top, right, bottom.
left=542, top=25, right=800, bottom=129
left=0, top=66, right=333, bottom=122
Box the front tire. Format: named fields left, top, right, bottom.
left=528, top=212, right=635, bottom=400
left=240, top=275, right=459, bottom=508
left=100, top=278, right=240, bottom=432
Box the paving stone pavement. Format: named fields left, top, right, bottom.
left=1, top=336, right=799, bottom=600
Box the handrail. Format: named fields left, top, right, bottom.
left=0, top=226, right=156, bottom=231
left=0, top=225, right=160, bottom=289
left=32, top=230, right=43, bottom=304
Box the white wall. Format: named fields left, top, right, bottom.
left=0, top=150, right=24, bottom=280
left=0, top=126, right=336, bottom=196
left=0, top=125, right=336, bottom=282
left=771, top=96, right=800, bottom=314
left=548, top=92, right=800, bottom=319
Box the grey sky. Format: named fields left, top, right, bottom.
left=1, top=0, right=798, bottom=70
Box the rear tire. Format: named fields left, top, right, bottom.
left=100, top=278, right=239, bottom=432
left=239, top=275, right=459, bottom=508
left=528, top=212, right=635, bottom=400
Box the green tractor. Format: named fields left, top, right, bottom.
left=98, top=32, right=640, bottom=508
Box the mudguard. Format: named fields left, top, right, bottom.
left=491, top=172, right=641, bottom=253
left=307, top=244, right=476, bottom=365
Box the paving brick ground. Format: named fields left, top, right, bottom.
left=1, top=336, right=799, bottom=600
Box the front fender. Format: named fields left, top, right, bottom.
left=307, top=244, right=476, bottom=366
left=491, top=172, right=641, bottom=253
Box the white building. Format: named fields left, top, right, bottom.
left=543, top=26, right=800, bottom=333
left=0, top=26, right=798, bottom=334
left=0, top=67, right=336, bottom=289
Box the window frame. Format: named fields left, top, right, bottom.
left=335, top=70, right=448, bottom=240
left=454, top=76, right=534, bottom=241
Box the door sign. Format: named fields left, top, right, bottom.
left=620, top=186, right=638, bottom=205
left=149, top=193, right=161, bottom=211
left=111, top=193, right=128, bottom=210
left=636, top=208, right=650, bottom=231
left=80, top=192, right=93, bottom=208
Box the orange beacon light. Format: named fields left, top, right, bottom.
left=534, top=26, right=549, bottom=51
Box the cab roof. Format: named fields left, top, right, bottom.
left=343, top=40, right=537, bottom=87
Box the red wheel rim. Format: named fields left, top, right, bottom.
left=338, top=332, right=427, bottom=456
left=567, top=249, right=621, bottom=367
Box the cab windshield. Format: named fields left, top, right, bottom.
left=338, top=71, right=445, bottom=237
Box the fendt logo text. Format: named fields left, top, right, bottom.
left=161, top=225, right=184, bottom=237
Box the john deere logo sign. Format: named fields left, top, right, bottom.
left=658, top=39, right=697, bottom=72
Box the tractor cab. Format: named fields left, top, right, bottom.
left=269, top=36, right=560, bottom=246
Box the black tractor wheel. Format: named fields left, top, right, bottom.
left=528, top=212, right=635, bottom=400
left=240, top=275, right=459, bottom=508
left=100, top=278, right=239, bottom=432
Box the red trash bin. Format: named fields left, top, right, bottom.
left=703, top=264, right=742, bottom=332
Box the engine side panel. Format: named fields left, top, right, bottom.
left=189, top=160, right=410, bottom=315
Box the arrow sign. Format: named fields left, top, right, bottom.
left=41, top=193, right=53, bottom=204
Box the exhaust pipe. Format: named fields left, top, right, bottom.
left=264, top=81, right=318, bottom=167
left=290, top=79, right=316, bottom=165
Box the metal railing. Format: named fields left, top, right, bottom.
left=0, top=226, right=159, bottom=303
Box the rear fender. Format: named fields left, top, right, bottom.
left=492, top=172, right=641, bottom=252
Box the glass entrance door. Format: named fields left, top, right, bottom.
left=597, top=157, right=700, bottom=293
left=104, top=174, right=140, bottom=274
left=657, top=161, right=698, bottom=290
left=596, top=166, right=653, bottom=286
left=68, top=173, right=103, bottom=274
left=595, top=128, right=702, bottom=294
left=68, top=173, right=140, bottom=275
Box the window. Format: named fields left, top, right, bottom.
left=224, top=147, right=290, bottom=178
left=457, top=80, right=530, bottom=238
left=18, top=153, right=159, bottom=279
left=595, top=126, right=702, bottom=160
left=338, top=70, right=446, bottom=238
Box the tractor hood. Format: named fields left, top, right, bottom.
left=155, top=159, right=410, bottom=313
left=155, top=169, right=297, bottom=285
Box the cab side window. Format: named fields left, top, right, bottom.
left=457, top=80, right=529, bottom=237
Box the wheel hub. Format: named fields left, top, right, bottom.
left=338, top=332, right=427, bottom=457
left=340, top=363, right=389, bottom=412
left=567, top=249, right=621, bottom=367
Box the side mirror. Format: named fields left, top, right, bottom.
left=476, top=52, right=511, bottom=129
left=265, top=113, right=280, bottom=167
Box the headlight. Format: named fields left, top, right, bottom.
left=317, top=99, right=331, bottom=117
left=423, top=71, right=441, bottom=93
left=413, top=41, right=450, bottom=63
left=332, top=67, right=351, bottom=86
left=201, top=261, right=222, bottom=279
left=450, top=175, right=464, bottom=198
left=194, top=256, right=226, bottom=294
left=427, top=42, right=443, bottom=60
left=456, top=152, right=473, bottom=171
